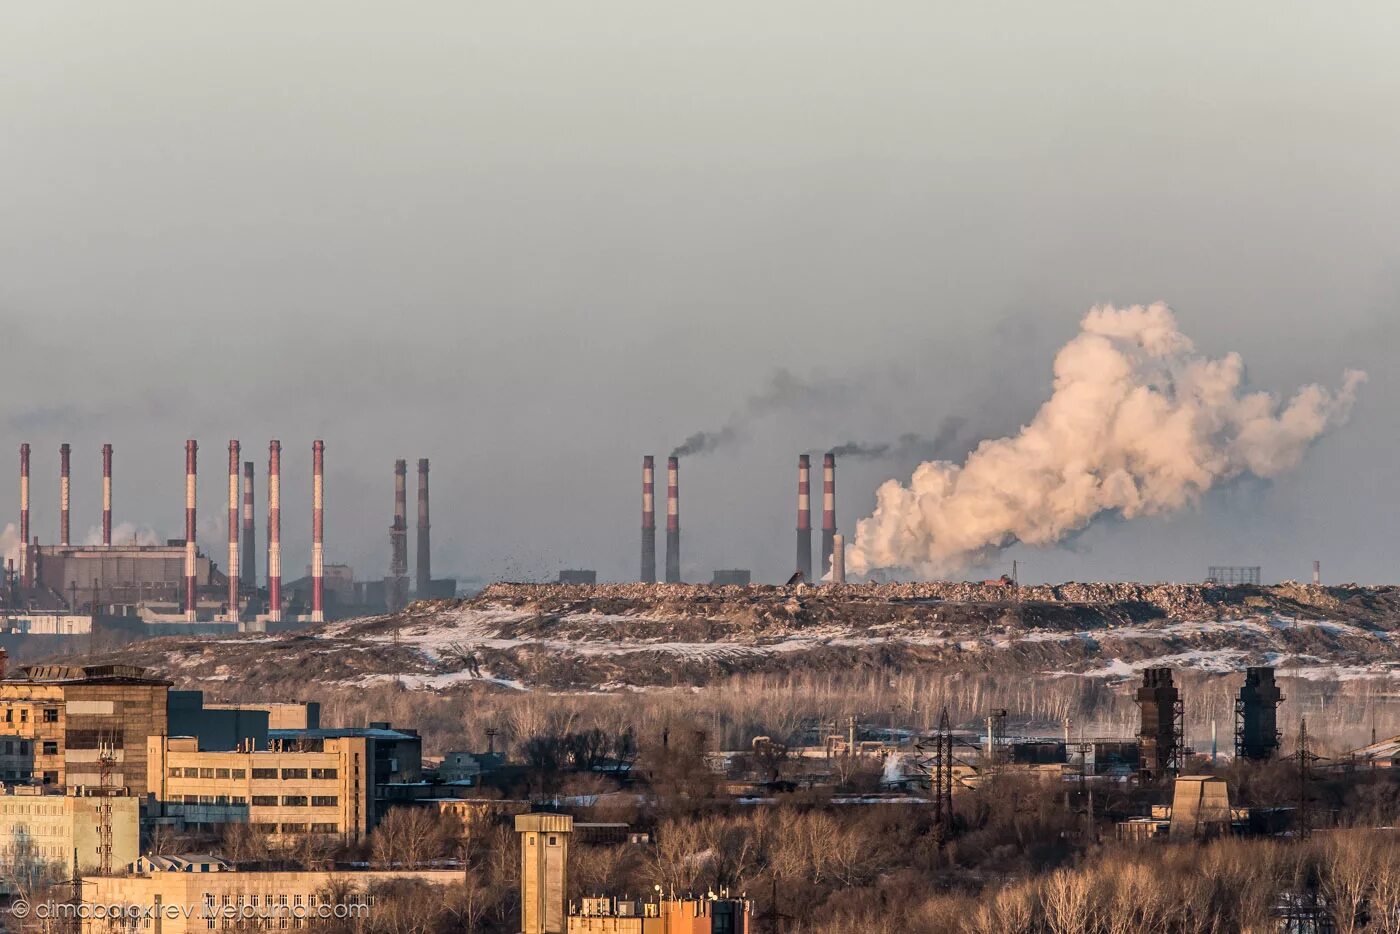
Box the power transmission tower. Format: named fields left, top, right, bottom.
left=1284, top=717, right=1324, bottom=840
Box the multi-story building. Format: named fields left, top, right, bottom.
left=0, top=785, right=139, bottom=877
left=569, top=898, right=751, bottom=934
left=270, top=725, right=421, bottom=785
left=0, top=664, right=169, bottom=794
left=80, top=865, right=463, bottom=934
left=146, top=735, right=372, bottom=838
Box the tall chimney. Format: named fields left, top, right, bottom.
left=241, top=462, right=256, bottom=596
left=1312, top=560, right=1321, bottom=586
left=18, top=444, right=29, bottom=586
left=796, top=454, right=812, bottom=582
left=415, top=458, right=430, bottom=597
left=227, top=441, right=240, bottom=614
left=664, top=456, right=680, bottom=583
left=101, top=443, right=113, bottom=547
left=59, top=443, right=71, bottom=547
left=184, top=440, right=198, bottom=622
left=831, top=533, right=846, bottom=584
left=640, top=456, right=656, bottom=583
left=267, top=441, right=282, bottom=623
left=821, top=452, right=836, bottom=575
left=311, top=440, right=325, bottom=623
left=389, top=459, right=408, bottom=611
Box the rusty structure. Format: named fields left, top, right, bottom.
left=1136, top=667, right=1183, bottom=782
left=387, top=459, right=409, bottom=611
left=415, top=458, right=430, bottom=597
left=311, top=441, right=325, bottom=623
left=796, top=454, right=812, bottom=582
left=183, top=440, right=198, bottom=622
left=101, top=443, right=113, bottom=547
left=1235, top=666, right=1283, bottom=762
left=266, top=440, right=282, bottom=623
left=821, top=452, right=836, bottom=577
left=640, top=455, right=656, bottom=583
left=664, top=456, right=680, bottom=583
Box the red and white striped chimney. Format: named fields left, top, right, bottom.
left=227, top=440, right=240, bottom=614
left=184, top=440, right=198, bottom=621
left=267, top=441, right=282, bottom=623
left=640, top=456, right=656, bottom=583
left=311, top=440, right=325, bottom=623
left=821, top=452, right=836, bottom=576
left=59, top=443, right=71, bottom=547
left=241, top=461, right=255, bottom=596
left=18, top=444, right=29, bottom=586
left=101, top=444, right=113, bottom=547
left=664, top=456, right=680, bottom=583
left=796, top=454, right=812, bottom=582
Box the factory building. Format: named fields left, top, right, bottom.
left=0, top=785, right=140, bottom=876
left=27, top=542, right=217, bottom=614
left=0, top=663, right=170, bottom=795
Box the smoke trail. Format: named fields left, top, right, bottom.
left=847, top=304, right=1366, bottom=577
left=828, top=417, right=968, bottom=461
left=672, top=369, right=845, bottom=458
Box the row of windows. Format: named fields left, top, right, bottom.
left=169, top=767, right=339, bottom=780
left=0, top=707, right=59, bottom=724
left=249, top=823, right=342, bottom=834
left=204, top=894, right=371, bottom=908
left=1, top=770, right=58, bottom=784
left=177, top=795, right=340, bottom=808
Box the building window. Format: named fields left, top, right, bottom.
left=231, top=769, right=246, bottom=779
left=216, top=768, right=230, bottom=779
left=18, top=742, right=28, bottom=756
left=41, top=742, right=57, bottom=756
left=311, top=823, right=338, bottom=833
left=309, top=768, right=337, bottom=780
left=281, top=796, right=307, bottom=807
left=200, top=768, right=215, bottom=779
left=251, top=796, right=278, bottom=807
left=3, top=709, right=10, bottom=723
left=251, top=768, right=278, bottom=780
left=42, top=771, right=57, bottom=785
left=280, top=769, right=307, bottom=780
left=19, top=710, right=27, bottom=723
left=280, top=823, right=308, bottom=834
left=310, top=796, right=337, bottom=808
left=182, top=767, right=200, bottom=778
left=41, top=709, right=57, bottom=723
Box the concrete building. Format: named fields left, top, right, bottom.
left=29, top=543, right=217, bottom=613
left=0, top=785, right=139, bottom=876
left=570, top=898, right=751, bottom=934
left=270, top=724, right=422, bottom=785
left=146, top=735, right=373, bottom=838
left=79, top=867, right=463, bottom=934
left=1169, top=775, right=1233, bottom=840
left=519, top=812, right=572, bottom=934
left=167, top=691, right=269, bottom=752
left=0, top=664, right=169, bottom=794
left=202, top=700, right=320, bottom=731
left=437, top=750, right=506, bottom=785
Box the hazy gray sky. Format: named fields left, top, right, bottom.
left=1, top=3, right=1396, bottom=585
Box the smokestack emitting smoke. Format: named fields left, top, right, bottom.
left=267, top=440, right=282, bottom=623
left=101, top=443, right=112, bottom=547
left=184, top=439, right=197, bottom=622
left=389, top=459, right=408, bottom=610
left=821, top=452, right=836, bottom=575
left=59, top=443, right=70, bottom=547
left=665, top=456, right=680, bottom=583
left=641, top=455, right=656, bottom=583
left=832, top=533, right=846, bottom=584
left=796, top=454, right=812, bottom=581
left=227, top=441, right=240, bottom=613
left=241, top=461, right=255, bottom=596
left=847, top=304, right=1367, bottom=577
left=415, top=458, right=430, bottom=596
left=311, top=440, right=325, bottom=623
left=18, top=444, right=28, bottom=586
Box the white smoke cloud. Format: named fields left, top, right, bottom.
left=83, top=522, right=162, bottom=547
left=0, top=523, right=19, bottom=567
left=847, top=303, right=1366, bottom=577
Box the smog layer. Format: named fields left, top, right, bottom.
left=83, top=581, right=1400, bottom=693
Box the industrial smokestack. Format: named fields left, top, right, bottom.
left=59, top=443, right=71, bottom=547
left=664, top=456, right=680, bottom=583
left=241, top=462, right=256, bottom=596
left=641, top=456, right=656, bottom=583
left=389, top=459, right=408, bottom=611
left=415, top=458, right=430, bottom=597
left=831, top=533, right=846, bottom=584
left=796, top=454, right=812, bottom=582
left=267, top=440, right=282, bottom=623
left=18, top=444, right=29, bottom=586
left=821, top=452, right=836, bottom=575
left=1313, top=560, right=1321, bottom=586
left=227, top=441, right=240, bottom=614
left=311, top=440, right=325, bottom=623
left=101, top=444, right=113, bottom=547
left=184, top=440, right=198, bottom=622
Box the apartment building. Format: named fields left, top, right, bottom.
left=0, top=785, right=139, bottom=876
left=146, top=735, right=372, bottom=838
left=80, top=866, right=462, bottom=934
left=0, top=664, right=169, bottom=794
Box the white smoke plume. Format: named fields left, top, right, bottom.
left=83, top=522, right=162, bottom=547
left=847, top=304, right=1366, bottom=577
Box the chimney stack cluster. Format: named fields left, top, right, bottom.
left=385, top=457, right=433, bottom=609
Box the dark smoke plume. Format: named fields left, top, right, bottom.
left=671, top=369, right=845, bottom=458
left=826, top=416, right=968, bottom=462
